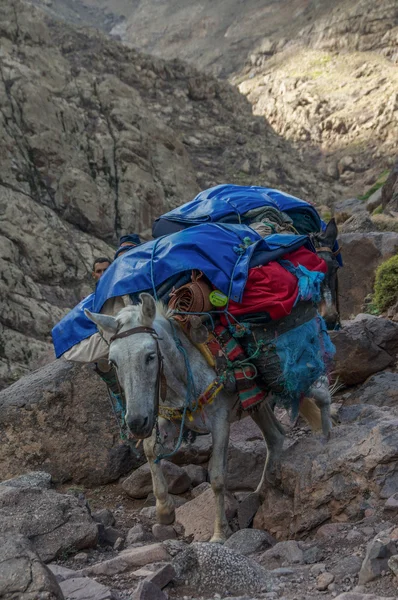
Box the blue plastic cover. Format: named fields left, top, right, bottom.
left=153, top=184, right=341, bottom=266
left=152, top=184, right=321, bottom=229
left=52, top=223, right=310, bottom=358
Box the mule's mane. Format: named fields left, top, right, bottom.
left=115, top=300, right=171, bottom=326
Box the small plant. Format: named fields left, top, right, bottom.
left=373, top=254, right=398, bottom=312
left=372, top=205, right=383, bottom=215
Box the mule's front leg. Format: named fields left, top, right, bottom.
left=143, top=428, right=175, bottom=525
left=209, top=413, right=231, bottom=544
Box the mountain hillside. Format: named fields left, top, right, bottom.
left=32, top=0, right=398, bottom=198
left=0, top=0, right=338, bottom=388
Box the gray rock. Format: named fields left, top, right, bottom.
left=0, top=484, right=98, bottom=562
left=302, top=545, right=325, bottom=564
left=59, top=576, right=114, bottom=600
left=131, top=580, right=167, bottom=600
left=126, top=524, right=155, bottom=546
left=181, top=464, right=207, bottom=487
left=0, top=471, right=52, bottom=490
left=0, top=534, right=64, bottom=599
left=224, top=528, right=275, bottom=555
left=384, top=493, right=398, bottom=514
left=388, top=554, right=398, bottom=577
left=91, top=509, right=116, bottom=527
left=260, top=540, right=304, bottom=567
left=316, top=571, right=335, bottom=590
left=237, top=492, right=261, bottom=529
left=171, top=435, right=212, bottom=466
left=358, top=530, right=397, bottom=583
left=77, top=544, right=170, bottom=577
left=338, top=232, right=398, bottom=319
left=330, top=315, right=398, bottom=386
left=48, top=564, right=78, bottom=582
left=122, top=460, right=191, bottom=498
left=350, top=372, right=398, bottom=408
left=145, top=563, right=176, bottom=588
left=152, top=524, right=177, bottom=541
left=339, top=213, right=375, bottom=234
left=98, top=525, right=123, bottom=546
left=172, top=542, right=271, bottom=595
left=331, top=555, right=363, bottom=579
left=191, top=482, right=211, bottom=498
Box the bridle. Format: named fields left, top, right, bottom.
left=110, top=326, right=167, bottom=415
left=314, top=243, right=342, bottom=329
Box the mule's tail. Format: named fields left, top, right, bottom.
left=299, top=397, right=322, bottom=431
left=299, top=396, right=340, bottom=432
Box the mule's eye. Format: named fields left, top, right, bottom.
left=145, top=352, right=156, bottom=365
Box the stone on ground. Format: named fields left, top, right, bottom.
left=224, top=528, right=275, bottom=555
left=145, top=563, right=176, bottom=588
left=181, top=464, right=207, bottom=486
left=131, top=580, right=167, bottom=600
left=122, top=460, right=191, bottom=498
left=172, top=542, right=271, bottom=595
left=175, top=487, right=238, bottom=542
left=0, top=534, right=64, bottom=600
left=58, top=576, right=114, bottom=600
left=0, top=483, right=97, bottom=562
left=77, top=544, right=170, bottom=576
left=259, top=540, right=304, bottom=568
left=358, top=529, right=398, bottom=584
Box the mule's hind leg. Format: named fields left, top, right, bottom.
left=208, top=408, right=231, bottom=544
left=308, top=376, right=332, bottom=438
left=251, top=401, right=285, bottom=494
left=143, top=426, right=175, bottom=525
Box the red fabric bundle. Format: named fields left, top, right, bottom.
left=224, top=247, right=327, bottom=321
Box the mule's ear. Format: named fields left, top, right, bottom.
left=140, top=293, right=156, bottom=324
left=84, top=309, right=118, bottom=333
left=320, top=218, right=338, bottom=248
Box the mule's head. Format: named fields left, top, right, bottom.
left=85, top=293, right=161, bottom=439
left=313, top=218, right=340, bottom=330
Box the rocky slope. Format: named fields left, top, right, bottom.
left=237, top=0, right=398, bottom=198
left=1, top=0, right=341, bottom=389
left=33, top=0, right=398, bottom=200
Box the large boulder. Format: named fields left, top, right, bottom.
left=331, top=314, right=398, bottom=385
left=0, top=478, right=98, bottom=562
left=253, top=403, right=398, bottom=539
left=338, top=232, right=398, bottom=318
left=0, top=359, right=144, bottom=485
left=0, top=534, right=64, bottom=599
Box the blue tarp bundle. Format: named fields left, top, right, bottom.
left=152, top=184, right=342, bottom=266
left=152, top=184, right=322, bottom=235
left=52, top=223, right=311, bottom=358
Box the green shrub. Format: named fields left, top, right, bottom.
left=373, top=254, right=398, bottom=312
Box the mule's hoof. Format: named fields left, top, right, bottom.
left=157, top=506, right=175, bottom=525
left=210, top=535, right=226, bottom=544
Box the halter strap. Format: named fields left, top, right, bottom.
left=316, top=245, right=342, bottom=257
left=110, top=326, right=157, bottom=342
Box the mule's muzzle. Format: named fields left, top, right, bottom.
left=126, top=414, right=154, bottom=439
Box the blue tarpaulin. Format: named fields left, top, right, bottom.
left=152, top=184, right=342, bottom=266
left=52, top=223, right=310, bottom=358
left=152, top=184, right=322, bottom=234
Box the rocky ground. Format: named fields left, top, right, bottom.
left=1, top=313, right=398, bottom=599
